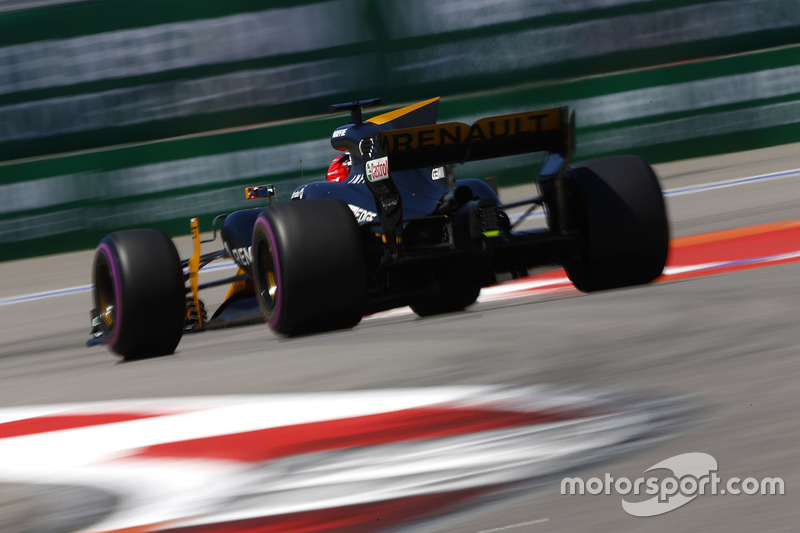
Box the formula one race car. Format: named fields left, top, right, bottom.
left=89, top=97, right=669, bottom=359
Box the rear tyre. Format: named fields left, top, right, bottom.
left=562, top=155, right=669, bottom=292
left=251, top=199, right=366, bottom=336
left=92, top=229, right=185, bottom=359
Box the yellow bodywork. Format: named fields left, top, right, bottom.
left=188, top=218, right=203, bottom=328
left=367, top=96, right=440, bottom=126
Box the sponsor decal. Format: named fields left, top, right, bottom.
left=381, top=109, right=561, bottom=152
left=224, top=242, right=252, bottom=266
left=365, top=156, right=390, bottom=182
left=432, top=166, right=446, bottom=180
left=348, top=204, right=377, bottom=222
left=381, top=195, right=399, bottom=210
left=347, top=173, right=365, bottom=184
left=290, top=186, right=305, bottom=200
left=359, top=137, right=375, bottom=158
left=332, top=128, right=347, bottom=138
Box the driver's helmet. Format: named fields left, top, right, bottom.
left=327, top=153, right=350, bottom=183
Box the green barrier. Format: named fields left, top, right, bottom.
left=1, top=0, right=798, bottom=161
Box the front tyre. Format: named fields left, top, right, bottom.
left=92, top=229, right=185, bottom=359
left=251, top=199, right=366, bottom=336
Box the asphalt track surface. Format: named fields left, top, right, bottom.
left=0, top=142, right=799, bottom=532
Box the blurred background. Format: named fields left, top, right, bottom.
left=0, top=0, right=798, bottom=261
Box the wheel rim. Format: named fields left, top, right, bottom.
left=95, top=257, right=115, bottom=329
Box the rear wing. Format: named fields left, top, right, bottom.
left=380, top=107, right=573, bottom=172
left=326, top=99, right=574, bottom=258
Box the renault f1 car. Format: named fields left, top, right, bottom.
left=89, top=97, right=669, bottom=359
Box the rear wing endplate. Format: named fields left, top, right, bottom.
left=380, top=107, right=573, bottom=171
